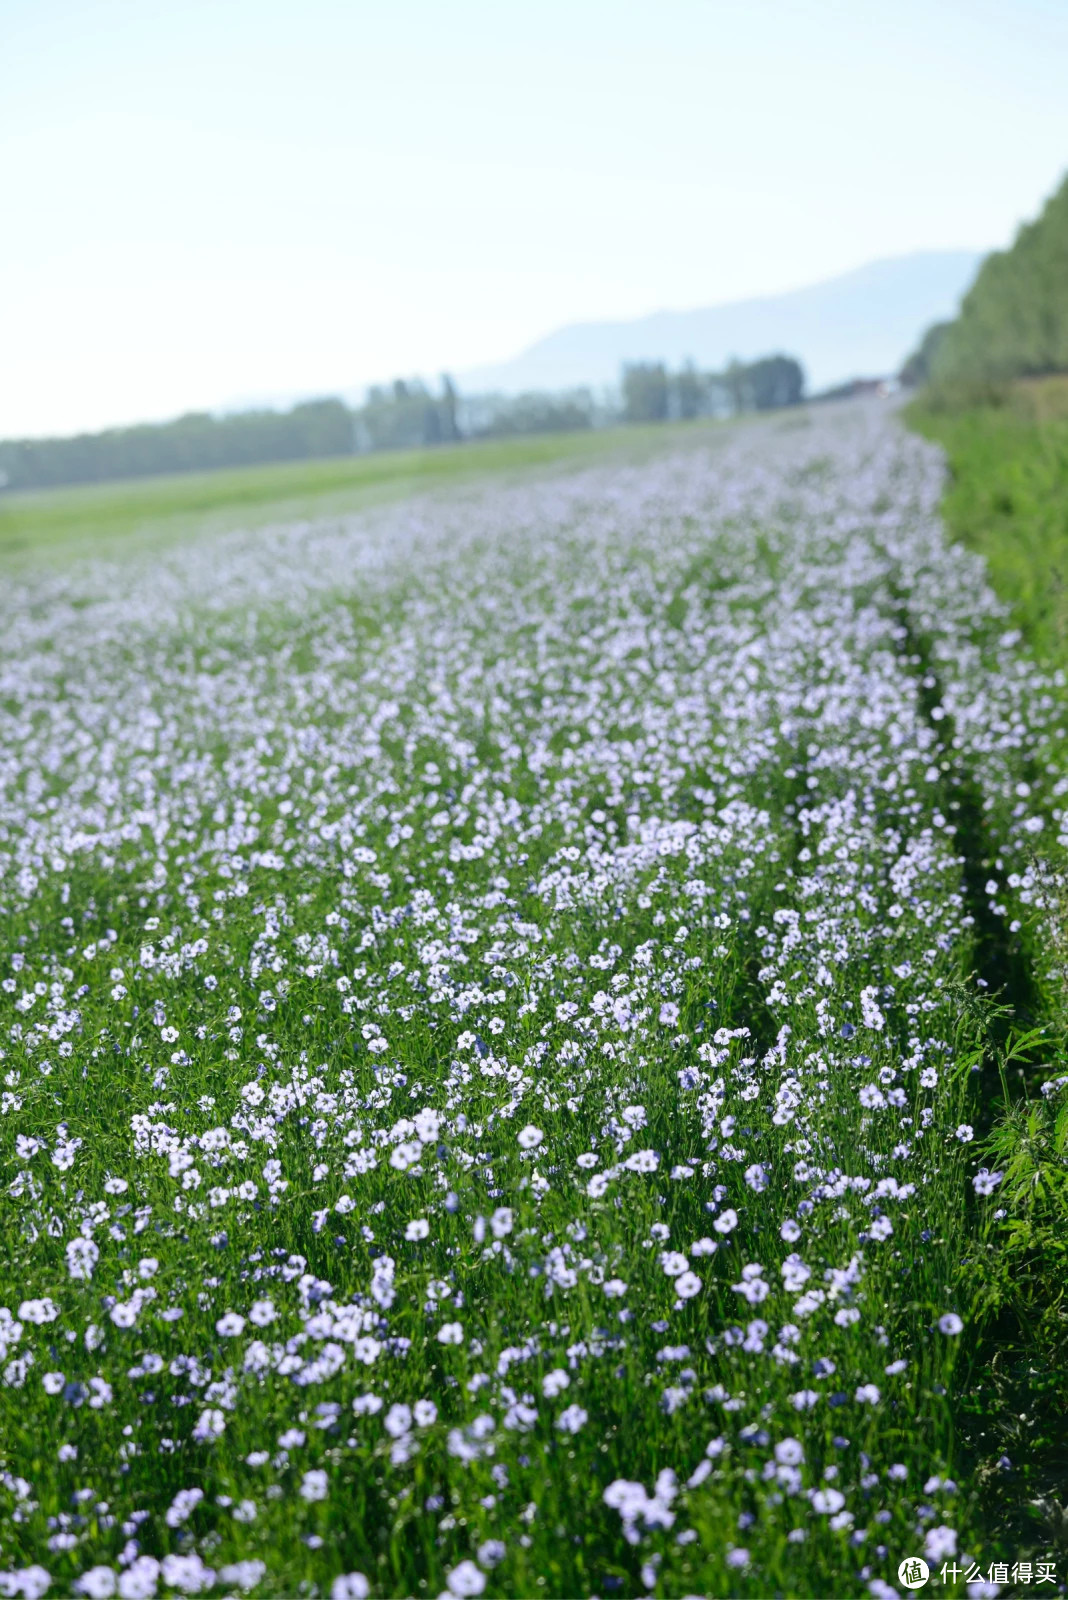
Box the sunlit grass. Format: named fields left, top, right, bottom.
left=0, top=419, right=740, bottom=570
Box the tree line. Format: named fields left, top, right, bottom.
left=0, top=400, right=356, bottom=493
left=902, top=169, right=1068, bottom=399
left=621, top=354, right=804, bottom=422
left=0, top=354, right=806, bottom=493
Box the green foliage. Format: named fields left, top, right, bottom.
left=910, top=401, right=1068, bottom=667
left=357, top=379, right=461, bottom=452
left=462, top=390, right=595, bottom=439
left=899, top=322, right=952, bottom=389
left=0, top=378, right=591, bottom=495
left=908, top=385, right=1068, bottom=1554
left=0, top=400, right=356, bottom=492
left=622, top=355, right=804, bottom=425
left=622, top=362, right=671, bottom=423
left=730, top=355, right=805, bottom=412
left=927, top=171, right=1068, bottom=395
left=956, top=1029, right=1068, bottom=1557
left=675, top=361, right=704, bottom=420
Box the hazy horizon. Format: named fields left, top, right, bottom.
left=39, top=247, right=981, bottom=437
left=4, top=0, right=1068, bottom=437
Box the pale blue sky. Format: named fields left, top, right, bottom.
left=3, top=0, right=1067, bottom=436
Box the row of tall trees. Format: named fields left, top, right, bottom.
left=1, top=353, right=806, bottom=493
left=355, top=379, right=460, bottom=452
left=902, top=170, right=1068, bottom=397
left=621, top=355, right=805, bottom=423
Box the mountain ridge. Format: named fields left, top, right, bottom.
left=457, top=250, right=982, bottom=396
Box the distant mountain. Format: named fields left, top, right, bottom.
left=458, top=251, right=982, bottom=396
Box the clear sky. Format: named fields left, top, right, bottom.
left=3, top=0, right=1067, bottom=437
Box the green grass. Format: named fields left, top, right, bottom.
left=0, top=419, right=734, bottom=570
left=908, top=390, right=1068, bottom=1557
left=910, top=396, right=1068, bottom=668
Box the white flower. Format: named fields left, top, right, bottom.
left=219, top=1563, right=266, bottom=1593
left=445, top=1561, right=486, bottom=1597
left=732, top=1274, right=769, bottom=1305
left=117, top=1556, right=160, bottom=1598
left=165, top=1487, right=204, bottom=1528
left=675, top=1271, right=702, bottom=1300
left=713, top=1208, right=738, bottom=1234
left=405, top=1218, right=430, bottom=1240
left=791, top=1390, right=819, bottom=1410
left=385, top=1403, right=412, bottom=1438
left=75, top=1568, right=118, bottom=1598
left=88, top=1377, right=113, bottom=1409
left=331, top=1577, right=370, bottom=1600
left=555, top=1403, right=588, bottom=1434
left=192, top=1407, right=226, bottom=1443
left=66, top=1237, right=100, bottom=1282
left=390, top=1140, right=423, bottom=1171
left=623, top=1148, right=659, bottom=1173
left=490, top=1207, right=513, bottom=1238
left=812, top=1488, right=845, bottom=1513
left=18, top=1298, right=58, bottom=1325
left=437, top=1322, right=464, bottom=1345
left=161, top=1554, right=213, bottom=1593
left=924, top=1526, right=957, bottom=1562
left=300, top=1469, right=328, bottom=1502
left=517, top=1125, right=543, bottom=1150
left=659, top=1251, right=689, bottom=1278
left=216, top=1312, right=245, bottom=1337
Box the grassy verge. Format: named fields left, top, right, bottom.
left=909, top=387, right=1068, bottom=1561
left=910, top=385, right=1068, bottom=665
left=0, top=418, right=737, bottom=571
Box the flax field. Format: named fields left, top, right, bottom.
left=1, top=403, right=1063, bottom=1599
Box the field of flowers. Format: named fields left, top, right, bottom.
left=0, top=401, right=1063, bottom=1599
